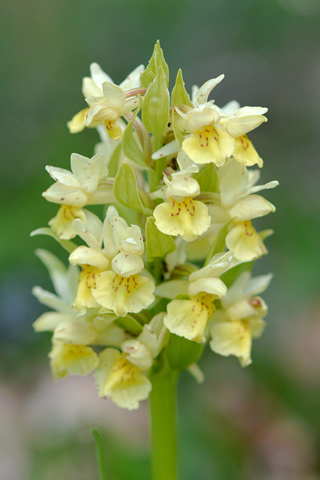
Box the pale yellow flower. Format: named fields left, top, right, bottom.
left=222, top=105, right=268, bottom=167
left=49, top=340, right=99, bottom=379
left=159, top=251, right=233, bottom=342
left=93, top=271, right=155, bottom=317
left=225, top=220, right=268, bottom=261
left=209, top=271, right=271, bottom=366
left=207, top=159, right=278, bottom=261
left=48, top=205, right=99, bottom=240
left=182, top=125, right=236, bottom=167
left=153, top=152, right=211, bottom=242
left=173, top=77, right=236, bottom=167
left=69, top=206, right=152, bottom=316
left=95, top=348, right=152, bottom=410
left=43, top=153, right=114, bottom=207
left=68, top=63, right=144, bottom=140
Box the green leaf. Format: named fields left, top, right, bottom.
left=122, top=97, right=151, bottom=169
left=107, top=143, right=122, bottom=177
left=113, top=163, right=152, bottom=215
left=114, top=315, right=143, bottom=334
left=142, top=66, right=170, bottom=141
left=91, top=429, right=108, bottom=480
left=171, top=69, right=193, bottom=107
left=140, top=40, right=169, bottom=88
left=145, top=217, right=176, bottom=262
left=166, top=333, right=204, bottom=371
left=30, top=227, right=77, bottom=254
left=220, top=261, right=253, bottom=289
left=194, top=163, right=219, bottom=193
left=204, top=218, right=235, bottom=266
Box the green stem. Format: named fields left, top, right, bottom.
left=149, top=370, right=179, bottom=480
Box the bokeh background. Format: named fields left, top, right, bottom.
left=1, top=0, right=320, bottom=479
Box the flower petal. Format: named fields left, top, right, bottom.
left=154, top=197, right=211, bottom=242
left=33, top=312, right=74, bottom=332
left=67, top=108, right=89, bottom=133
left=233, top=136, right=263, bottom=167
left=42, top=183, right=87, bottom=207
left=182, top=126, right=235, bottom=166
left=226, top=221, right=267, bottom=261
left=188, top=277, right=227, bottom=297
left=210, top=320, right=252, bottom=367
left=229, top=194, right=276, bottom=221
left=49, top=205, right=86, bottom=240
left=93, top=271, right=155, bottom=317
left=90, top=63, right=113, bottom=91
left=120, top=64, right=144, bottom=90
left=164, top=297, right=212, bottom=343
left=193, top=75, right=225, bottom=105
left=49, top=341, right=99, bottom=379
left=94, top=349, right=151, bottom=410
left=69, top=246, right=109, bottom=269
left=112, top=252, right=144, bottom=277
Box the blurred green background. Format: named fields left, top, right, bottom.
left=1, top=0, right=320, bottom=479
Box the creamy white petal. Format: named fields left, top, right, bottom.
left=42, top=183, right=87, bottom=206
left=193, top=75, right=224, bottom=106
left=54, top=320, right=96, bottom=345
left=72, top=218, right=102, bottom=251
left=101, top=82, right=126, bottom=109
left=226, top=108, right=268, bottom=138
left=189, top=251, right=233, bottom=282
left=218, top=159, right=249, bottom=207
left=32, top=286, right=75, bottom=314
left=165, top=177, right=200, bottom=201
left=45, top=166, right=80, bottom=187
left=229, top=195, right=276, bottom=221
left=152, top=140, right=180, bottom=160
left=69, top=246, right=109, bottom=269
left=82, top=77, right=103, bottom=98
left=90, top=63, right=114, bottom=90
left=188, top=277, right=227, bottom=297
left=245, top=274, right=273, bottom=298
left=221, top=100, right=240, bottom=115
left=121, top=339, right=154, bottom=370
left=120, top=64, right=144, bottom=90
left=33, top=312, right=74, bottom=332
left=244, top=180, right=279, bottom=197
left=35, top=249, right=68, bottom=300
left=70, top=153, right=103, bottom=193
left=112, top=252, right=144, bottom=277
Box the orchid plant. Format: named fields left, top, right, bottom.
left=32, top=41, right=278, bottom=480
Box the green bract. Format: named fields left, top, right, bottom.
left=142, top=66, right=170, bottom=143
left=145, top=217, right=176, bottom=262
left=171, top=69, right=193, bottom=108
left=140, top=40, right=169, bottom=89
left=166, top=333, right=203, bottom=371
left=114, top=163, right=153, bottom=215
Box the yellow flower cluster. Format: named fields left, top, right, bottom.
left=32, top=41, right=277, bottom=410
